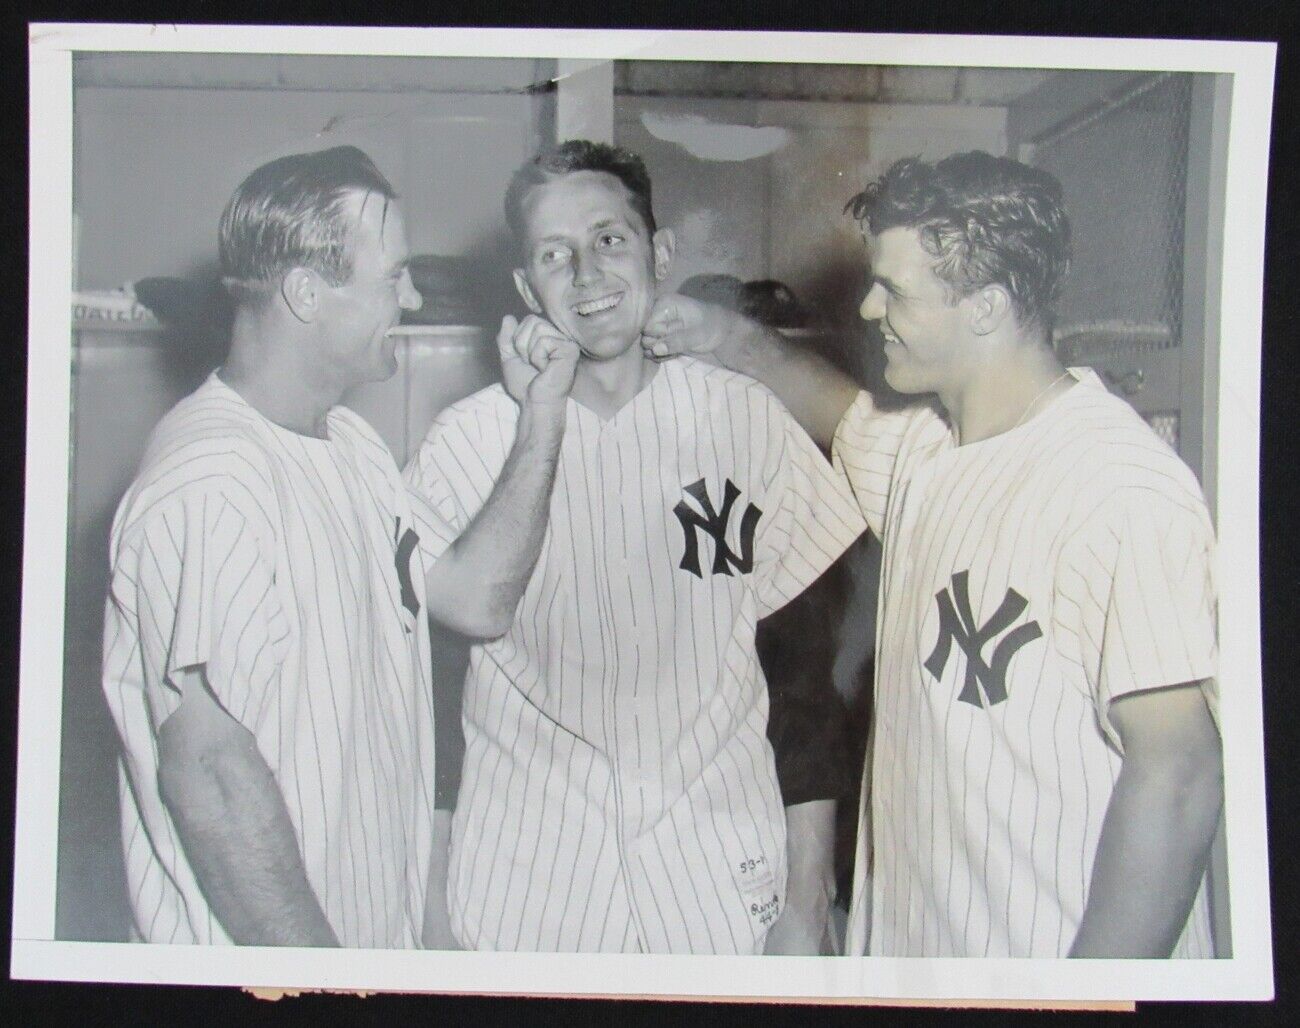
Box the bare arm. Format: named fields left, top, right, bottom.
left=764, top=799, right=838, bottom=955
left=423, top=316, right=578, bottom=639
left=642, top=294, right=860, bottom=449
left=1070, top=682, right=1223, bottom=957
left=156, top=666, right=338, bottom=946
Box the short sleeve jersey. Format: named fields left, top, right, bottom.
left=405, top=355, right=866, bottom=954
left=102, top=373, right=454, bottom=948
left=833, top=368, right=1218, bottom=958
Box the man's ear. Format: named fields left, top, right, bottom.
left=967, top=283, right=1013, bottom=337
left=512, top=268, right=544, bottom=314
left=280, top=268, right=320, bottom=324
left=651, top=227, right=676, bottom=282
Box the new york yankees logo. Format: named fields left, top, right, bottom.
left=923, top=570, right=1043, bottom=708
left=394, top=518, right=421, bottom=625
left=673, top=477, right=762, bottom=578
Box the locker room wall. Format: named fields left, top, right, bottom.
left=615, top=96, right=1007, bottom=328
left=73, top=53, right=556, bottom=290
left=1013, top=75, right=1192, bottom=458
left=1009, top=71, right=1227, bottom=500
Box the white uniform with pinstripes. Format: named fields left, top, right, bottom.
left=103, top=372, right=452, bottom=947
left=406, top=355, right=865, bottom=953
left=836, top=368, right=1219, bottom=957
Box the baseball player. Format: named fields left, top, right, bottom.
left=405, top=140, right=866, bottom=954
left=643, top=151, right=1222, bottom=958
left=102, top=146, right=578, bottom=947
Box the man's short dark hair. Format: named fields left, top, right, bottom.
left=846, top=151, right=1071, bottom=331
left=218, top=145, right=397, bottom=302
left=504, top=139, right=657, bottom=244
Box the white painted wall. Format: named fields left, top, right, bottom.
left=73, top=86, right=552, bottom=289
left=616, top=95, right=1007, bottom=323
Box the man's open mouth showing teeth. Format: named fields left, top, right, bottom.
left=573, top=293, right=623, bottom=316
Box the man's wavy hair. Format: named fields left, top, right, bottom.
left=218, top=146, right=397, bottom=305
left=504, top=139, right=657, bottom=245
left=846, top=152, right=1072, bottom=332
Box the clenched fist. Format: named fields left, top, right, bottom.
left=640, top=293, right=735, bottom=362
left=497, top=314, right=581, bottom=407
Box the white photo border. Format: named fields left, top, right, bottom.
left=17, top=22, right=1276, bottom=1003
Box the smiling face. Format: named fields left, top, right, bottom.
left=513, top=170, right=673, bottom=362
left=316, top=189, right=422, bottom=387
left=858, top=225, right=975, bottom=396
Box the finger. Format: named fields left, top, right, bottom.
left=534, top=334, right=578, bottom=366
left=510, top=317, right=548, bottom=371
left=532, top=336, right=581, bottom=388
left=517, top=317, right=571, bottom=372
left=511, top=315, right=540, bottom=364
left=496, top=315, right=522, bottom=360
left=533, top=332, right=576, bottom=374
left=641, top=299, right=682, bottom=339
left=639, top=332, right=683, bottom=359
left=550, top=337, right=581, bottom=369
left=517, top=320, right=553, bottom=372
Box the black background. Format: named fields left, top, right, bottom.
left=3, top=1, right=1298, bottom=1024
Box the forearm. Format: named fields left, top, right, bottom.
left=424, top=398, right=566, bottom=637
left=158, top=723, right=337, bottom=946
left=765, top=799, right=837, bottom=955
left=710, top=315, right=859, bottom=449
left=1070, top=747, right=1223, bottom=957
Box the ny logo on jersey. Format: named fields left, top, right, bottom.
left=673, top=477, right=762, bottom=578
left=394, top=519, right=421, bottom=626
left=923, top=570, right=1043, bottom=708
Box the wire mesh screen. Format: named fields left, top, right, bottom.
left=1034, top=73, right=1193, bottom=362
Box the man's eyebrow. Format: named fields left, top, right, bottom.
left=873, top=272, right=903, bottom=294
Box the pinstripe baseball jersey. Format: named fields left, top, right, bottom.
left=405, top=355, right=865, bottom=953
left=103, top=372, right=452, bottom=947
left=835, top=368, right=1219, bottom=957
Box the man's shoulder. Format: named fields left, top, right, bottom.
left=1058, top=374, right=1204, bottom=489
left=406, top=384, right=515, bottom=484
left=670, top=355, right=798, bottom=425
left=430, top=383, right=515, bottom=433
left=140, top=376, right=277, bottom=481
left=1046, top=373, right=1211, bottom=526
left=117, top=377, right=280, bottom=538
left=324, top=404, right=404, bottom=477
left=674, top=353, right=773, bottom=394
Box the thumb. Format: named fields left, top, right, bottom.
left=496, top=314, right=520, bottom=356
left=497, top=316, right=533, bottom=377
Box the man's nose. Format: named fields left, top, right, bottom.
left=398, top=269, right=422, bottom=312
left=571, top=250, right=599, bottom=287
left=859, top=284, right=885, bottom=322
